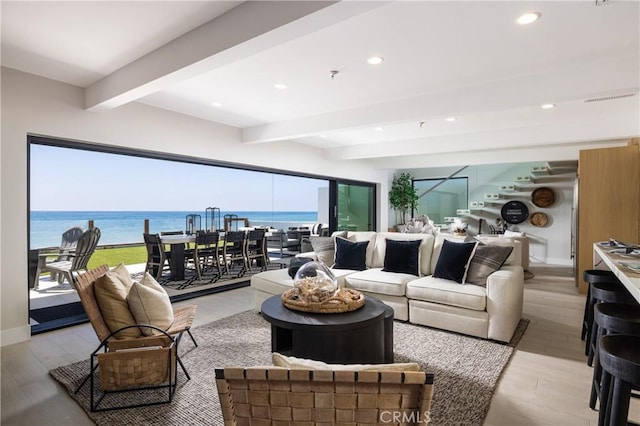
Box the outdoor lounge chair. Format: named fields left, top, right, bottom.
left=40, top=227, right=101, bottom=288
left=33, top=226, right=84, bottom=288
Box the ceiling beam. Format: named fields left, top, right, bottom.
left=242, top=55, right=639, bottom=143
left=85, top=1, right=386, bottom=111
left=324, top=116, right=639, bottom=161
left=367, top=139, right=631, bottom=170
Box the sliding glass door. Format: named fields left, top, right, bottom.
left=330, top=181, right=376, bottom=232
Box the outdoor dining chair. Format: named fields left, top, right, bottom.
left=223, top=231, right=247, bottom=277
left=245, top=229, right=268, bottom=272
left=192, top=230, right=223, bottom=279
left=143, top=233, right=172, bottom=281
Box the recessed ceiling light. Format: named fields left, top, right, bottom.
left=367, top=56, right=384, bottom=65
left=517, top=12, right=541, bottom=25
left=210, top=102, right=222, bottom=108
left=445, top=117, right=457, bottom=122
left=320, top=134, right=327, bottom=138
left=374, top=127, right=383, bottom=131
left=274, top=83, right=288, bottom=90
left=541, top=103, right=556, bottom=109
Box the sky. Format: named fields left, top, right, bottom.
left=30, top=144, right=328, bottom=211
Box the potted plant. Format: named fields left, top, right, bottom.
left=389, top=172, right=419, bottom=227
left=451, top=218, right=468, bottom=236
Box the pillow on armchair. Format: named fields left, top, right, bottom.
left=272, top=353, right=420, bottom=372
left=127, top=272, right=174, bottom=336
left=94, top=270, right=141, bottom=338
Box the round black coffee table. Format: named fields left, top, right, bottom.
left=261, top=294, right=393, bottom=364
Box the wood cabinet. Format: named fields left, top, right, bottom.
left=576, top=143, right=640, bottom=293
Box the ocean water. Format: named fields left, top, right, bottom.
left=30, top=211, right=318, bottom=249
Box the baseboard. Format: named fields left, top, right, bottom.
left=0, top=324, right=31, bottom=347
left=536, top=257, right=573, bottom=267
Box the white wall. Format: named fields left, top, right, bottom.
left=405, top=163, right=576, bottom=266
left=0, top=68, right=389, bottom=345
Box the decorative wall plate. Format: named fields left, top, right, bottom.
left=531, top=187, right=555, bottom=208
left=500, top=201, right=529, bottom=224
left=530, top=212, right=549, bottom=227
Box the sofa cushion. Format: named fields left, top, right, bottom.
left=252, top=267, right=354, bottom=295
left=272, top=352, right=420, bottom=372
left=383, top=239, right=421, bottom=276
left=345, top=268, right=414, bottom=296
left=466, top=245, right=513, bottom=287
left=406, top=276, right=487, bottom=311
left=334, top=237, right=368, bottom=271
left=339, top=231, right=378, bottom=267
left=429, top=234, right=468, bottom=274
left=433, top=239, right=478, bottom=283
left=371, top=232, right=434, bottom=276
left=309, top=236, right=335, bottom=266
left=309, top=231, right=349, bottom=266
left=477, top=237, right=521, bottom=267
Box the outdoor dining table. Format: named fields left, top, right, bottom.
left=160, top=234, right=196, bottom=281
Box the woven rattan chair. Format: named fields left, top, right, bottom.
left=215, top=367, right=434, bottom=424
left=88, top=325, right=178, bottom=411
left=74, top=265, right=198, bottom=389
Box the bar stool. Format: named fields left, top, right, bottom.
left=582, top=270, right=621, bottom=342
left=586, top=281, right=635, bottom=366
left=598, top=334, right=640, bottom=426
left=589, top=303, right=640, bottom=410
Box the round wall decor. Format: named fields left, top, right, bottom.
left=501, top=201, right=529, bottom=224
left=530, top=212, right=549, bottom=227
left=531, top=187, right=555, bottom=208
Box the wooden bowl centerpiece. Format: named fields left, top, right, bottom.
left=282, top=261, right=365, bottom=313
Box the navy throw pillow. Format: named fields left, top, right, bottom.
left=333, top=237, right=368, bottom=271
left=433, top=239, right=478, bottom=283
left=383, top=239, right=421, bottom=276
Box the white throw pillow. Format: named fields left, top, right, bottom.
left=272, top=352, right=420, bottom=372
left=127, top=272, right=174, bottom=336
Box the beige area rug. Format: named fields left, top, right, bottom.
left=50, top=311, right=528, bottom=426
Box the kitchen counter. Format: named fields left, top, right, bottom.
left=593, top=243, right=640, bottom=303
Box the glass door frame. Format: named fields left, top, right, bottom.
left=329, top=179, right=377, bottom=233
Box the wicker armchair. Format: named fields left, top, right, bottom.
left=215, top=367, right=434, bottom=425
left=74, top=265, right=198, bottom=398
left=76, top=264, right=197, bottom=347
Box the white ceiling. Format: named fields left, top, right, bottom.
left=2, top=1, right=639, bottom=169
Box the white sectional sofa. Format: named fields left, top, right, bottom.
left=251, top=231, right=524, bottom=343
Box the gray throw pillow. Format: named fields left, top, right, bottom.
left=309, top=231, right=349, bottom=267
left=466, top=245, right=513, bottom=286
left=310, top=236, right=335, bottom=266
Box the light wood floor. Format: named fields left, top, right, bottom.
left=2, top=266, right=638, bottom=425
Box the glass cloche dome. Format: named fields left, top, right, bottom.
left=292, top=261, right=338, bottom=303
